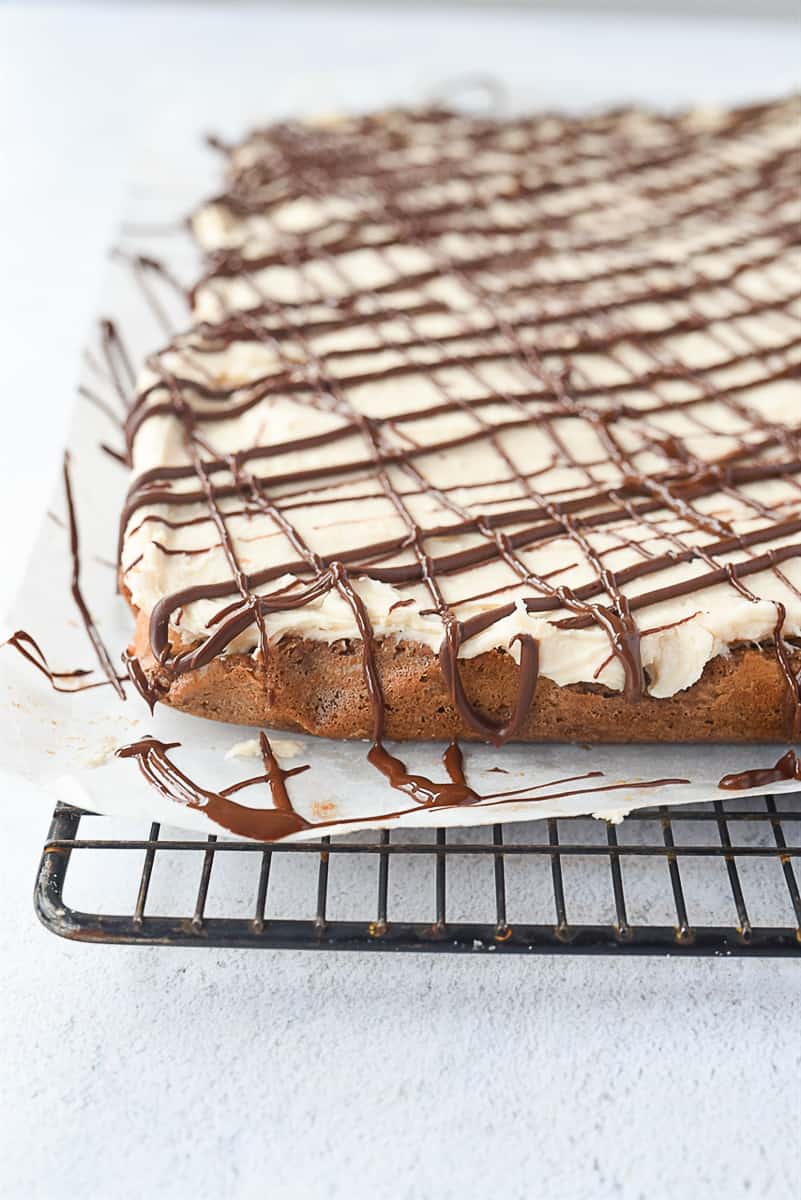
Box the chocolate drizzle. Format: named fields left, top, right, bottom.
left=117, top=734, right=311, bottom=839
left=368, top=739, right=476, bottom=806
left=719, top=748, right=801, bottom=791
left=5, top=457, right=130, bottom=698
left=0, top=630, right=102, bottom=694
left=63, top=454, right=126, bottom=699
left=115, top=734, right=689, bottom=841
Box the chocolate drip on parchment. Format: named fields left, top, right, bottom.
left=0, top=630, right=100, bottom=694
left=116, top=734, right=689, bottom=841
left=3, top=458, right=127, bottom=698
left=719, top=748, right=801, bottom=791
left=63, top=453, right=127, bottom=699
left=117, top=732, right=312, bottom=839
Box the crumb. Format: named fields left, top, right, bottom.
left=83, top=736, right=120, bottom=768
left=271, top=738, right=304, bottom=757
left=592, top=808, right=627, bottom=824
left=225, top=738, right=261, bottom=760
left=225, top=736, right=303, bottom=760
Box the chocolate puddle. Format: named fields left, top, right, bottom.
left=719, top=749, right=801, bottom=791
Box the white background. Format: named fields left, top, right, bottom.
left=1, top=4, right=800, bottom=1198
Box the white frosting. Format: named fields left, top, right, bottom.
left=123, top=101, right=801, bottom=699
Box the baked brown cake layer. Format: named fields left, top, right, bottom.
left=130, top=604, right=796, bottom=741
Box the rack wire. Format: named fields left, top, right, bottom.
left=35, top=794, right=801, bottom=955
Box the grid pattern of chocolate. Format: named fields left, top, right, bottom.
left=121, top=97, right=801, bottom=744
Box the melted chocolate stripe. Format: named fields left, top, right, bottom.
left=63, top=454, right=126, bottom=700
left=0, top=630, right=108, bottom=694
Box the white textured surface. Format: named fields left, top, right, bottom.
left=1, top=5, right=800, bottom=1199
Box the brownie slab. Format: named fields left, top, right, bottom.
left=120, top=98, right=801, bottom=742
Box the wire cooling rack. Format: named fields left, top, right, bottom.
left=35, top=794, right=801, bottom=956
